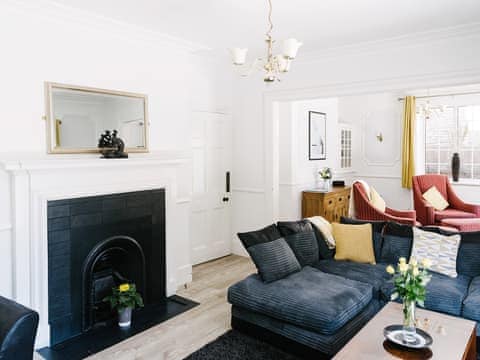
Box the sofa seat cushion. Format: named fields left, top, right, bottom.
left=462, top=276, right=480, bottom=322
left=228, top=266, right=373, bottom=336
left=313, top=259, right=390, bottom=299
left=381, top=272, right=471, bottom=316
left=435, top=209, right=476, bottom=222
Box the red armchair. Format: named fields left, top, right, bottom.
left=353, top=182, right=418, bottom=226
left=412, top=174, right=480, bottom=225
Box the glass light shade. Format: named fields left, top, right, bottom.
left=230, top=48, right=248, bottom=65
left=276, top=55, right=290, bottom=73
left=282, top=38, right=302, bottom=59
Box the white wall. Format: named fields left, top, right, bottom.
left=231, top=25, right=480, bottom=253
left=0, top=1, right=231, bottom=298
left=278, top=98, right=339, bottom=220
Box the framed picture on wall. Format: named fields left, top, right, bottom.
left=308, top=111, right=326, bottom=160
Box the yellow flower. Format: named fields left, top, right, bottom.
left=412, top=267, right=420, bottom=276
left=399, top=263, right=408, bottom=273
left=119, top=283, right=130, bottom=292
left=409, top=257, right=417, bottom=266
left=399, top=257, right=406, bottom=265
left=386, top=265, right=395, bottom=275
left=421, top=258, right=432, bottom=269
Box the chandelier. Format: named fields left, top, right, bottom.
left=230, top=0, right=302, bottom=82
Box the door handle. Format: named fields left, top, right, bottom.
left=226, top=171, right=230, bottom=193
left=222, top=197, right=229, bottom=202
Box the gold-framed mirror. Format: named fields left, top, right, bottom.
left=45, top=82, right=149, bottom=154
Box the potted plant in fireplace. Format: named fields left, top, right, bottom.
left=104, top=283, right=144, bottom=328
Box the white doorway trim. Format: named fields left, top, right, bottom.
left=262, top=68, right=480, bottom=224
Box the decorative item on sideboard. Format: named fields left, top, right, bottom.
left=451, top=152, right=460, bottom=182
left=98, top=130, right=129, bottom=159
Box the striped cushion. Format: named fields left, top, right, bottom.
left=457, top=231, right=480, bottom=278
left=379, top=222, right=413, bottom=264
left=228, top=266, right=373, bottom=335
left=247, top=238, right=301, bottom=283
left=285, top=231, right=319, bottom=267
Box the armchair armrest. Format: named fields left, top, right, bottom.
left=447, top=181, right=480, bottom=216
left=385, top=207, right=416, bottom=219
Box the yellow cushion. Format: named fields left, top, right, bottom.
left=332, top=223, right=376, bottom=264
left=422, top=186, right=449, bottom=211
left=370, top=187, right=386, bottom=213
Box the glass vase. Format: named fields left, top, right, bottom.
left=317, top=178, right=332, bottom=192
left=402, top=299, right=416, bottom=343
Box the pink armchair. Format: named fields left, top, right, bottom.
left=412, top=174, right=480, bottom=225
left=353, top=182, right=418, bottom=226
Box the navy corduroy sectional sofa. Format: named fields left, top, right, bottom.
left=228, top=218, right=480, bottom=358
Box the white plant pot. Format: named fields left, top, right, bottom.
left=118, top=307, right=132, bottom=328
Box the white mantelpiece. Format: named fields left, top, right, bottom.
left=0, top=154, right=192, bottom=348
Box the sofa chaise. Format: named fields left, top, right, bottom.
left=228, top=218, right=480, bottom=358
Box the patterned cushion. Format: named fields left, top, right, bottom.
left=228, top=266, right=373, bottom=336
left=237, top=224, right=282, bottom=248
left=434, top=209, right=476, bottom=222
left=462, top=276, right=480, bottom=322
left=340, top=217, right=386, bottom=261
left=379, top=222, right=413, bottom=264
left=247, top=238, right=301, bottom=283
left=284, top=232, right=319, bottom=267
left=411, top=227, right=461, bottom=278
left=381, top=271, right=470, bottom=316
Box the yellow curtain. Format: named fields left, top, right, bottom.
left=401, top=96, right=416, bottom=189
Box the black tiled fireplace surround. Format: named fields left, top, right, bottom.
left=39, top=189, right=198, bottom=359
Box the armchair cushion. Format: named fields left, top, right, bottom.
left=370, top=187, right=386, bottom=213
left=422, top=186, right=449, bottom=211
left=435, top=209, right=476, bottom=222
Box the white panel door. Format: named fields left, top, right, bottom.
left=191, top=111, right=232, bottom=265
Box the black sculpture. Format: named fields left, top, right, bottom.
left=98, top=130, right=128, bottom=159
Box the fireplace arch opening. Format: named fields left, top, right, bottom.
left=81, top=235, right=146, bottom=331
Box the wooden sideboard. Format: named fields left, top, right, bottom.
left=302, top=186, right=351, bottom=223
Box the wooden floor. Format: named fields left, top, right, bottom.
left=88, top=255, right=255, bottom=360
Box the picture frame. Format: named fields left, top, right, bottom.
left=308, top=111, right=326, bottom=160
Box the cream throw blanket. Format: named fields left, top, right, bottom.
left=307, top=216, right=336, bottom=249
left=348, top=180, right=371, bottom=218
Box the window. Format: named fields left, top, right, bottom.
left=340, top=125, right=352, bottom=169
left=425, top=105, right=480, bottom=180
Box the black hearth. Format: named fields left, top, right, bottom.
left=39, top=189, right=198, bottom=360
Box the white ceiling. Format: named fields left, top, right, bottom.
left=51, top=0, right=480, bottom=53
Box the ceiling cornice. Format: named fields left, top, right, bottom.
left=2, top=0, right=210, bottom=53
left=298, top=22, right=480, bottom=63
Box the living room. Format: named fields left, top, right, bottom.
left=1, top=1, right=480, bottom=359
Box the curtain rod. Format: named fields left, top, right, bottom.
left=397, top=90, right=480, bottom=101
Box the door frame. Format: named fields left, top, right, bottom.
left=262, top=70, right=480, bottom=225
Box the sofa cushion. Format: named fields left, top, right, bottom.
left=332, top=223, right=375, bottom=264
left=411, top=227, right=461, bottom=278
left=237, top=224, right=282, bottom=249
left=381, top=272, right=471, bottom=316
left=457, top=231, right=480, bottom=278
left=247, top=238, right=301, bottom=283
left=340, top=217, right=386, bottom=261
left=228, top=266, right=373, bottom=336
left=422, top=186, right=449, bottom=211
left=284, top=232, right=319, bottom=267
left=279, top=220, right=334, bottom=260
left=379, top=222, right=413, bottom=264
left=313, top=259, right=390, bottom=300
left=434, top=209, right=476, bottom=222
left=462, top=276, right=480, bottom=322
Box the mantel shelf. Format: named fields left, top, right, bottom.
left=0, top=152, right=189, bottom=172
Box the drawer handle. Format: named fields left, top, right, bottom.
left=329, top=200, right=333, bottom=204
left=338, top=197, right=342, bottom=201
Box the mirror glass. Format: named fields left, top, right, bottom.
left=46, top=83, right=148, bottom=153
